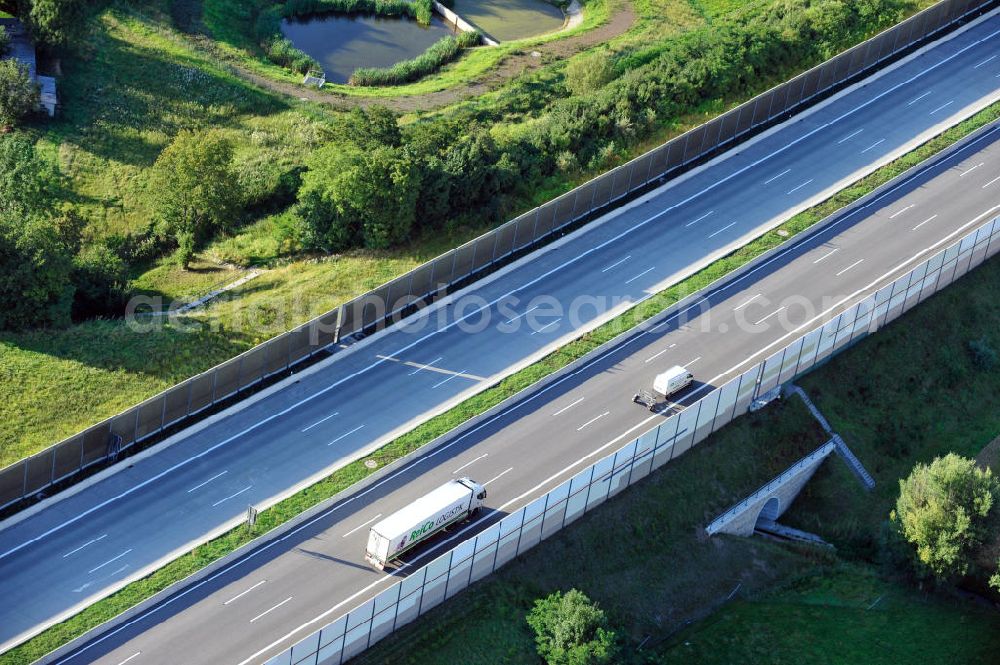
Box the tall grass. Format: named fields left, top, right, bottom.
left=284, top=0, right=434, bottom=25
left=350, top=31, right=481, bottom=86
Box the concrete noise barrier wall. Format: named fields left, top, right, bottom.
left=265, top=212, right=1000, bottom=665
left=0, top=0, right=992, bottom=512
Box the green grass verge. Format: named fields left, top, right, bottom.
left=4, top=98, right=998, bottom=665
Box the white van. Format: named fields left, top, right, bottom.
left=653, top=365, right=694, bottom=397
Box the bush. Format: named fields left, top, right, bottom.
left=297, top=144, right=419, bottom=250
left=968, top=336, right=997, bottom=370
left=0, top=59, right=39, bottom=128
left=150, top=130, right=239, bottom=269
left=564, top=50, right=616, bottom=96
left=349, top=31, right=481, bottom=86
left=526, top=589, right=618, bottom=665
left=71, top=243, right=131, bottom=321
left=892, top=453, right=1000, bottom=580
left=0, top=26, right=10, bottom=57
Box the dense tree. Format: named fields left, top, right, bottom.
left=150, top=129, right=238, bottom=268
left=893, top=454, right=1000, bottom=579
left=0, top=133, right=76, bottom=329
left=297, top=144, right=418, bottom=251
left=0, top=59, right=38, bottom=128
left=526, top=589, right=618, bottom=665
left=18, top=0, right=89, bottom=46
left=0, top=132, right=57, bottom=216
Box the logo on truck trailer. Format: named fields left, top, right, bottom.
left=410, top=520, right=436, bottom=542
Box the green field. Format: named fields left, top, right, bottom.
left=350, top=224, right=1000, bottom=664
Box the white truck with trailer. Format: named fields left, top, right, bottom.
left=633, top=365, right=694, bottom=411
left=365, top=477, right=487, bottom=569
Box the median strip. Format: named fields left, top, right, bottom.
left=4, top=101, right=999, bottom=665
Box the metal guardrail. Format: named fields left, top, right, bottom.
left=0, top=0, right=992, bottom=511
left=266, top=214, right=1000, bottom=665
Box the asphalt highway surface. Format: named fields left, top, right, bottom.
left=52, top=90, right=1000, bottom=665
left=1, top=10, right=999, bottom=659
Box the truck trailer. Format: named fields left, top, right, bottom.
left=365, top=477, right=487, bottom=569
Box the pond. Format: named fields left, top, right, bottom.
left=280, top=13, right=457, bottom=84
left=450, top=0, right=565, bottom=42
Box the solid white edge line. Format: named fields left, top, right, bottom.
left=11, top=23, right=999, bottom=566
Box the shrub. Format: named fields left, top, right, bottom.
left=564, top=50, right=616, bottom=96
left=892, top=453, right=1000, bottom=580
left=968, top=336, right=997, bottom=370
left=0, top=59, right=39, bottom=128
left=349, top=31, right=481, bottom=86
left=526, top=589, right=618, bottom=665
left=150, top=130, right=239, bottom=269
left=0, top=25, right=10, bottom=57
left=297, top=144, right=419, bottom=250
left=71, top=243, right=131, bottom=321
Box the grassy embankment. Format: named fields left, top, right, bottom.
left=352, top=216, right=1000, bottom=665
left=5, top=97, right=998, bottom=664
left=1, top=0, right=949, bottom=464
